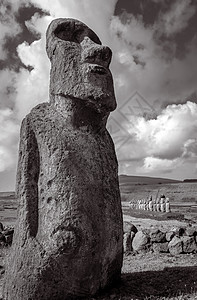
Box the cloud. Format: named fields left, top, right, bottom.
left=117, top=101, right=197, bottom=175
left=182, top=139, right=197, bottom=160
left=0, top=69, right=17, bottom=109
left=138, top=157, right=180, bottom=174
left=157, top=0, right=196, bottom=37
left=0, top=0, right=23, bottom=60
left=0, top=108, right=19, bottom=172
left=15, top=29, right=50, bottom=119
left=29, top=0, right=117, bottom=44
left=110, top=7, right=197, bottom=106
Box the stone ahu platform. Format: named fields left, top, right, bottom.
left=123, top=220, right=197, bottom=255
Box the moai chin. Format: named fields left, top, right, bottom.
left=3, top=18, right=123, bottom=300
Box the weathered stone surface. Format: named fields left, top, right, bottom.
left=152, top=242, right=169, bottom=253
left=166, top=231, right=175, bottom=242
left=168, top=236, right=183, bottom=255
left=185, top=226, right=197, bottom=237
left=132, top=231, right=150, bottom=252
left=0, top=222, right=4, bottom=232
left=130, top=231, right=135, bottom=243
left=181, top=236, right=197, bottom=253
left=0, top=233, right=5, bottom=243
left=123, top=233, right=131, bottom=253
left=123, top=231, right=136, bottom=253
left=123, top=222, right=137, bottom=234
left=4, top=234, right=13, bottom=245
left=150, top=229, right=166, bottom=243
left=3, top=18, right=123, bottom=300
left=171, top=226, right=185, bottom=237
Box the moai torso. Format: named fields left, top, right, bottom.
left=3, top=18, right=123, bottom=300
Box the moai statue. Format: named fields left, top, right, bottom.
left=143, top=199, right=145, bottom=210
left=156, top=198, right=160, bottom=212
left=148, top=196, right=153, bottom=211
left=160, top=198, right=165, bottom=213
left=3, top=18, right=123, bottom=300
left=138, top=199, right=142, bottom=210
left=148, top=200, right=153, bottom=211
left=160, top=195, right=165, bottom=213
left=152, top=200, right=156, bottom=211
left=165, top=198, right=171, bottom=213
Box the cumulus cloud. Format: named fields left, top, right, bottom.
left=117, top=102, right=197, bottom=176
left=110, top=7, right=197, bottom=107
left=0, top=108, right=19, bottom=172
left=139, top=157, right=180, bottom=174
left=15, top=32, right=50, bottom=119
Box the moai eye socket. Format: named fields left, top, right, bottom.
left=53, top=21, right=101, bottom=45
left=54, top=21, right=73, bottom=41
left=55, top=30, right=71, bottom=41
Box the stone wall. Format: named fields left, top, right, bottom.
left=123, top=221, right=197, bottom=255
left=0, top=223, right=14, bottom=247
left=2, top=221, right=197, bottom=257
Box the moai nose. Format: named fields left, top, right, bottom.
left=80, top=36, right=112, bottom=68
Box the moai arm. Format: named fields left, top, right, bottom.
left=16, top=116, right=39, bottom=239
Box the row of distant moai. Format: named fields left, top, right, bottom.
left=129, top=195, right=171, bottom=213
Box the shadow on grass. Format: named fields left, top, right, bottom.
left=96, top=266, right=197, bottom=299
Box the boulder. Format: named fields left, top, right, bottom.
left=152, top=242, right=169, bottom=253
left=4, top=234, right=13, bottom=245
left=171, top=226, right=185, bottom=237
left=168, top=236, right=183, bottom=255
left=0, top=233, right=5, bottom=243
left=185, top=226, right=197, bottom=237
left=3, top=228, right=14, bottom=236
left=166, top=231, right=175, bottom=242
left=181, top=236, right=197, bottom=253
left=132, top=231, right=150, bottom=252
left=150, top=229, right=166, bottom=243
left=123, top=222, right=137, bottom=234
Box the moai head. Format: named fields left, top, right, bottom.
left=46, top=18, right=116, bottom=114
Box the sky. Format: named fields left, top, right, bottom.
left=0, top=0, right=197, bottom=191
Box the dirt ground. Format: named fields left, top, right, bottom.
left=1, top=249, right=197, bottom=300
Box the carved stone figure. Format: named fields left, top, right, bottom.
left=3, top=18, right=123, bottom=300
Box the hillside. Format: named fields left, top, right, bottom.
left=0, top=192, right=15, bottom=199
left=119, top=175, right=181, bottom=186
